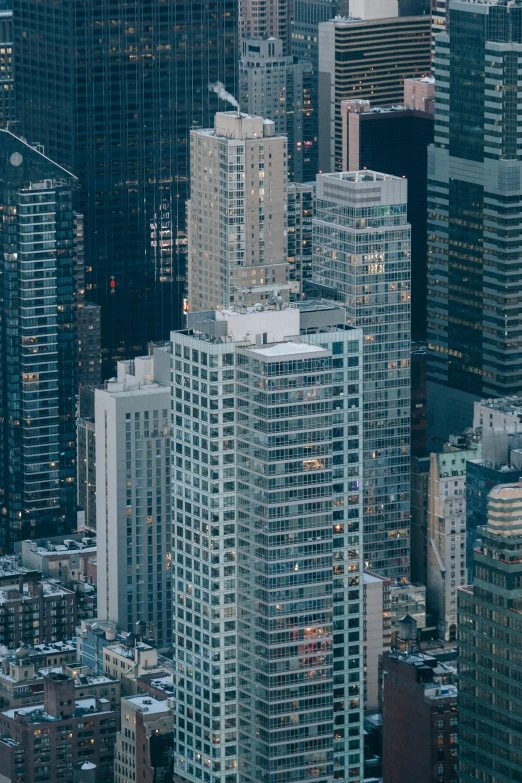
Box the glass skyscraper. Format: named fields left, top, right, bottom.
left=458, top=478, right=522, bottom=782
left=0, top=131, right=77, bottom=550
left=311, top=171, right=411, bottom=581
left=170, top=303, right=364, bottom=783
left=0, top=0, right=13, bottom=130
left=14, top=0, right=237, bottom=372
left=427, top=0, right=522, bottom=441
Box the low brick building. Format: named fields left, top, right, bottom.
left=0, top=653, right=121, bottom=710
left=114, top=695, right=173, bottom=783
left=0, top=673, right=119, bottom=783
left=0, top=580, right=76, bottom=648
left=382, top=651, right=458, bottom=783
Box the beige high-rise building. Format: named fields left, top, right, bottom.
left=187, top=111, right=293, bottom=313
left=239, top=0, right=289, bottom=53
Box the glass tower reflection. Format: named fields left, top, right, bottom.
left=14, top=0, right=238, bottom=373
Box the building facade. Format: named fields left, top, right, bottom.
left=170, top=304, right=365, bottom=783
left=77, top=388, right=97, bottom=535
left=382, top=651, right=458, bottom=783
left=77, top=303, right=102, bottom=391
left=0, top=673, right=118, bottom=783
left=187, top=112, right=292, bottom=313
left=0, top=2, right=13, bottom=129
left=14, top=0, right=238, bottom=371
left=291, top=0, right=349, bottom=69
left=458, top=478, right=522, bottom=782
left=427, top=435, right=480, bottom=641
left=0, top=580, right=77, bottom=648
left=287, top=181, right=314, bottom=296
left=0, top=131, right=77, bottom=551
left=411, top=455, right=430, bottom=584
left=311, top=171, right=411, bottom=581
left=239, top=0, right=289, bottom=53
left=239, top=37, right=316, bottom=182
left=427, top=0, right=522, bottom=441
left=318, top=15, right=431, bottom=171
left=114, top=695, right=173, bottom=783
left=363, top=571, right=391, bottom=712
left=340, top=84, right=434, bottom=340
left=465, top=396, right=522, bottom=580
left=95, top=348, right=172, bottom=648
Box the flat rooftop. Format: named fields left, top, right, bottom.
left=125, top=695, right=170, bottom=715
left=2, top=697, right=113, bottom=724
left=321, top=170, right=401, bottom=183
left=248, top=341, right=328, bottom=358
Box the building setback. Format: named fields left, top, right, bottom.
left=427, top=0, right=522, bottom=441
left=95, top=348, right=172, bottom=648
left=14, top=0, right=237, bottom=372
left=311, top=171, right=411, bottom=580
left=239, top=0, right=289, bottom=53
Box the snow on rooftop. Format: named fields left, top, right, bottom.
left=125, top=695, right=170, bottom=714
left=249, top=342, right=328, bottom=358
left=3, top=697, right=103, bottom=722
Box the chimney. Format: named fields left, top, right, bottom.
left=44, top=673, right=75, bottom=719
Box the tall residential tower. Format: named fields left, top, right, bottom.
left=170, top=303, right=364, bottom=783
left=311, top=171, right=411, bottom=581
left=187, top=112, right=293, bottom=313
left=0, top=131, right=77, bottom=550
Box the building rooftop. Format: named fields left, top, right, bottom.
left=248, top=341, right=328, bottom=358
left=322, top=170, right=401, bottom=183
left=478, top=396, right=522, bottom=417
left=23, top=537, right=96, bottom=558
left=0, top=556, right=36, bottom=580
left=2, top=697, right=111, bottom=724
left=0, top=580, right=74, bottom=604
left=124, top=695, right=171, bottom=715
left=145, top=674, right=175, bottom=695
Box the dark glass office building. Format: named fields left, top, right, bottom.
left=0, top=131, right=77, bottom=550
left=344, top=106, right=434, bottom=340
left=14, top=0, right=237, bottom=372
left=427, top=0, right=522, bottom=441
left=458, top=480, right=522, bottom=782
left=466, top=459, right=522, bottom=582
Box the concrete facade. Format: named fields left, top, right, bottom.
left=95, top=348, right=172, bottom=648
